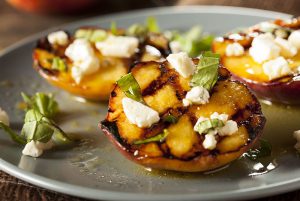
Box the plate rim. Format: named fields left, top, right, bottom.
left=0, top=5, right=297, bottom=201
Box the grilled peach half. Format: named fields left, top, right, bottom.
left=33, top=28, right=170, bottom=101
left=100, top=59, right=266, bottom=172
left=212, top=18, right=300, bottom=104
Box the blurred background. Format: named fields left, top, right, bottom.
left=1, top=0, right=300, bottom=50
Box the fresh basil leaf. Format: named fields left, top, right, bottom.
left=244, top=139, right=272, bottom=161
left=133, top=129, right=168, bottom=145
left=116, top=73, right=144, bottom=103
left=51, top=57, right=66, bottom=72
left=0, top=122, right=26, bottom=145
left=190, top=51, right=220, bottom=91
left=194, top=118, right=224, bottom=134
left=110, top=21, right=118, bottom=35
left=163, top=114, right=178, bottom=124
left=21, top=92, right=59, bottom=118
left=21, top=109, right=72, bottom=144
left=75, top=29, right=107, bottom=42
left=171, top=26, right=215, bottom=57
left=126, top=24, right=148, bottom=38
left=146, top=17, right=160, bottom=33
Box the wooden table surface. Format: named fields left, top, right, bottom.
left=1, top=0, right=300, bottom=200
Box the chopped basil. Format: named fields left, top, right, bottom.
left=133, top=129, right=168, bottom=145
left=170, top=26, right=215, bottom=57
left=0, top=122, right=26, bottom=145
left=146, top=17, right=160, bottom=33
left=51, top=57, right=66, bottom=72
left=126, top=24, right=148, bottom=38
left=110, top=21, right=118, bottom=35
left=194, top=118, right=224, bottom=134
left=21, top=109, right=72, bottom=144
left=163, top=114, right=178, bottom=124
left=190, top=51, right=220, bottom=91
left=244, top=139, right=272, bottom=161
left=75, top=29, right=107, bottom=42
left=21, top=92, right=58, bottom=118
left=116, top=73, right=144, bottom=103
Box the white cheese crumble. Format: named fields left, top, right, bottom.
left=22, top=140, right=54, bottom=158
left=203, top=134, right=217, bottom=150
left=47, top=31, right=68, bottom=46
left=169, top=41, right=182, bottom=53
left=225, top=42, right=245, bottom=56
left=288, top=30, right=300, bottom=49
left=194, top=112, right=238, bottom=150
left=249, top=33, right=280, bottom=63
left=122, top=97, right=160, bottom=128
left=65, top=39, right=100, bottom=84
left=257, top=22, right=279, bottom=33
left=95, top=35, right=139, bottom=58
left=262, top=57, right=292, bottom=80
left=274, top=37, right=297, bottom=58
left=182, top=86, right=210, bottom=106
left=166, top=52, right=195, bottom=78
left=0, top=107, right=9, bottom=126
left=293, top=130, right=300, bottom=151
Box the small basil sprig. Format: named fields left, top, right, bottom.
left=51, top=57, right=67, bottom=72
left=0, top=109, right=72, bottom=145
left=244, top=139, right=272, bottom=161
left=163, top=114, right=178, bottom=124
left=21, top=92, right=58, bottom=118
left=146, top=16, right=160, bottom=33
left=133, top=129, right=168, bottom=145
left=0, top=122, right=26, bottom=145
left=117, top=73, right=144, bottom=103
left=194, top=118, right=224, bottom=135
left=169, top=26, right=215, bottom=57
left=126, top=17, right=160, bottom=38
left=190, top=51, right=220, bottom=91
left=110, top=21, right=118, bottom=35
left=75, top=29, right=107, bottom=42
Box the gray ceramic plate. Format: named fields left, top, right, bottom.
left=1, top=6, right=300, bottom=201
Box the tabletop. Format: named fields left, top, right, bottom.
left=1, top=0, right=300, bottom=200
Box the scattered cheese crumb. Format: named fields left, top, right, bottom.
left=122, top=97, right=160, bottom=128
left=225, top=42, right=245, bottom=56
left=47, top=31, right=68, bottom=46
left=166, top=52, right=195, bottom=78
left=293, top=130, right=300, bottom=151
left=169, top=41, right=182, bottom=53
left=249, top=33, right=280, bottom=63
left=65, top=39, right=100, bottom=84
left=203, top=134, right=217, bottom=150
left=182, top=86, right=210, bottom=106
left=96, top=35, right=139, bottom=58
left=262, top=57, right=292, bottom=80
left=22, top=140, right=54, bottom=158
left=274, top=37, right=297, bottom=58
left=0, top=107, right=9, bottom=126
left=288, top=30, right=300, bottom=49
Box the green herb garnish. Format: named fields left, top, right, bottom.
left=244, top=139, right=272, bottom=161
left=21, top=92, right=59, bottom=118
left=190, top=51, right=220, bottom=91
left=51, top=57, right=66, bottom=72
left=170, top=26, right=215, bottom=57
left=133, top=129, right=168, bottom=145
left=75, top=29, right=107, bottom=42
left=146, top=16, right=160, bottom=33
left=194, top=118, right=224, bottom=135
left=116, top=73, right=144, bottom=103
left=0, top=122, right=26, bottom=145
left=110, top=21, right=118, bottom=35
left=126, top=24, right=148, bottom=38
left=163, top=114, right=178, bottom=124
